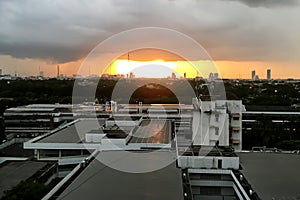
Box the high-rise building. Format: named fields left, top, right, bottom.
left=251, top=70, right=256, bottom=80
left=57, top=65, right=60, bottom=78
left=129, top=72, right=135, bottom=79
left=267, top=69, right=271, bottom=80
left=171, top=72, right=176, bottom=79
left=39, top=71, right=44, bottom=77
left=208, top=72, right=219, bottom=81
left=208, top=72, right=214, bottom=81
left=213, top=73, right=219, bottom=80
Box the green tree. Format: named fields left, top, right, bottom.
left=1, top=180, right=50, bottom=200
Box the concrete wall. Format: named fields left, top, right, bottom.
left=178, top=156, right=239, bottom=170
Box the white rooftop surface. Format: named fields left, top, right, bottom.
left=6, top=107, right=56, bottom=112
left=25, top=104, right=72, bottom=108
left=24, top=118, right=174, bottom=151
left=6, top=104, right=73, bottom=112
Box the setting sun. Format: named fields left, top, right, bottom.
left=109, top=59, right=177, bottom=78
left=105, top=59, right=216, bottom=78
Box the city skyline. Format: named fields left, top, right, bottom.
left=0, top=0, right=300, bottom=78
left=0, top=58, right=292, bottom=79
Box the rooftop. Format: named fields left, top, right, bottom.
left=129, top=119, right=171, bottom=144
left=37, top=120, right=106, bottom=144
left=57, top=151, right=184, bottom=200
left=239, top=152, right=300, bottom=199
left=0, top=161, right=47, bottom=198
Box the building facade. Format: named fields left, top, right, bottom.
left=192, top=98, right=244, bottom=152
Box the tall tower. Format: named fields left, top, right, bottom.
left=127, top=52, right=130, bottom=75
left=251, top=70, right=256, bottom=80
left=208, top=72, right=214, bottom=81
left=57, top=65, right=60, bottom=78
left=267, top=69, right=271, bottom=80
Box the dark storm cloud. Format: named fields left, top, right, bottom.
left=0, top=0, right=299, bottom=63
left=0, top=42, right=92, bottom=64
left=0, top=0, right=119, bottom=63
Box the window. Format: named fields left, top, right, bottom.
left=233, top=130, right=239, bottom=134
left=218, top=159, right=222, bottom=168
left=215, top=127, right=219, bottom=135
left=232, top=114, right=240, bottom=120
left=215, top=114, right=219, bottom=122
left=233, top=117, right=240, bottom=120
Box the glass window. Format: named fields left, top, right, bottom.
left=215, top=127, right=219, bottom=135
left=215, top=114, right=219, bottom=122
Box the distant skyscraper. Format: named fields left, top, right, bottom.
left=57, top=65, right=60, bottom=78
left=0, top=68, right=2, bottom=76
left=208, top=72, right=219, bottom=81
left=267, top=69, right=271, bottom=80
left=251, top=70, right=256, bottom=80
left=171, top=72, right=176, bottom=79
left=129, top=72, right=135, bottom=79
left=213, top=73, right=219, bottom=80
left=39, top=71, right=44, bottom=77
left=208, top=72, right=214, bottom=81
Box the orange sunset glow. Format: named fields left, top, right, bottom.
left=97, top=49, right=219, bottom=78
left=1, top=53, right=298, bottom=79
left=36, top=59, right=300, bottom=79
left=101, top=59, right=221, bottom=78
left=53, top=48, right=299, bottom=79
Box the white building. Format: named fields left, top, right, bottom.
left=192, top=98, right=244, bottom=152
left=208, top=72, right=219, bottom=81
left=19, top=101, right=255, bottom=199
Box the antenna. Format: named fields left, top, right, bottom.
left=128, top=51, right=130, bottom=74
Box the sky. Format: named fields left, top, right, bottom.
left=0, top=0, right=299, bottom=79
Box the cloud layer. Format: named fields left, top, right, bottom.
left=222, top=0, right=299, bottom=8
left=0, top=0, right=299, bottom=63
